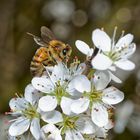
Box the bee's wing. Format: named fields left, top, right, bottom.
left=27, top=32, right=46, bottom=46
left=41, top=26, right=56, bottom=43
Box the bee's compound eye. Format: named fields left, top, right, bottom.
left=62, top=49, right=67, bottom=55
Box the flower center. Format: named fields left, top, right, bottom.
left=22, top=103, right=40, bottom=119
left=83, top=134, right=94, bottom=140
left=105, top=44, right=129, bottom=62
left=83, top=88, right=102, bottom=108
left=105, top=51, right=118, bottom=61
left=53, top=81, right=68, bottom=104
left=58, top=116, right=79, bottom=135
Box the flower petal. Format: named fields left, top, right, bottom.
left=67, top=79, right=81, bottom=97
left=70, top=75, right=91, bottom=93
left=65, top=129, right=84, bottom=140
left=75, top=40, right=93, bottom=56
left=42, top=124, right=62, bottom=140
left=71, top=98, right=90, bottom=114
left=48, top=133, right=62, bottom=140
left=109, top=66, right=116, bottom=71
left=92, top=53, right=112, bottom=70
left=95, top=127, right=107, bottom=139
left=74, top=63, right=86, bottom=75
left=93, top=71, right=111, bottom=90
left=51, top=62, right=69, bottom=83
left=30, top=118, right=41, bottom=140
left=24, top=84, right=42, bottom=105
left=39, top=96, right=57, bottom=112
left=92, top=29, right=111, bottom=52
left=9, top=117, right=30, bottom=136
left=120, top=43, right=136, bottom=59
left=115, top=34, right=134, bottom=49
left=104, top=120, right=114, bottom=130
left=76, top=117, right=96, bottom=134
left=115, top=60, right=135, bottom=70
left=60, top=97, right=74, bottom=115
left=91, top=103, right=108, bottom=127
left=32, top=77, right=54, bottom=93
left=42, top=123, right=58, bottom=133
left=108, top=71, right=122, bottom=83
left=42, top=110, right=63, bottom=124
left=102, top=86, right=124, bottom=105
left=9, top=98, right=28, bottom=111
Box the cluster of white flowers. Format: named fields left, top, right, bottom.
left=7, top=28, right=136, bottom=140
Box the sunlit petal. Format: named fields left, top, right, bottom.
left=75, top=40, right=92, bottom=56
left=92, top=29, right=111, bottom=52
left=92, top=53, right=112, bottom=70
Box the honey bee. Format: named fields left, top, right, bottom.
left=28, top=26, right=72, bottom=76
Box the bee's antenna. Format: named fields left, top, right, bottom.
left=26, top=32, right=35, bottom=37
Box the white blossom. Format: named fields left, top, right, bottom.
left=8, top=84, right=42, bottom=140
left=32, top=62, right=85, bottom=114
left=91, top=28, right=136, bottom=71
left=41, top=111, right=97, bottom=140
left=70, top=73, right=124, bottom=127
left=75, top=36, right=123, bottom=83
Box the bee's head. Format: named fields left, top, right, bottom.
left=61, top=44, right=72, bottom=61
left=49, top=40, right=72, bottom=62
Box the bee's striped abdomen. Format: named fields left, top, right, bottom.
left=30, top=47, right=50, bottom=76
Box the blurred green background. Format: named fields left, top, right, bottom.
left=0, top=0, right=140, bottom=139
